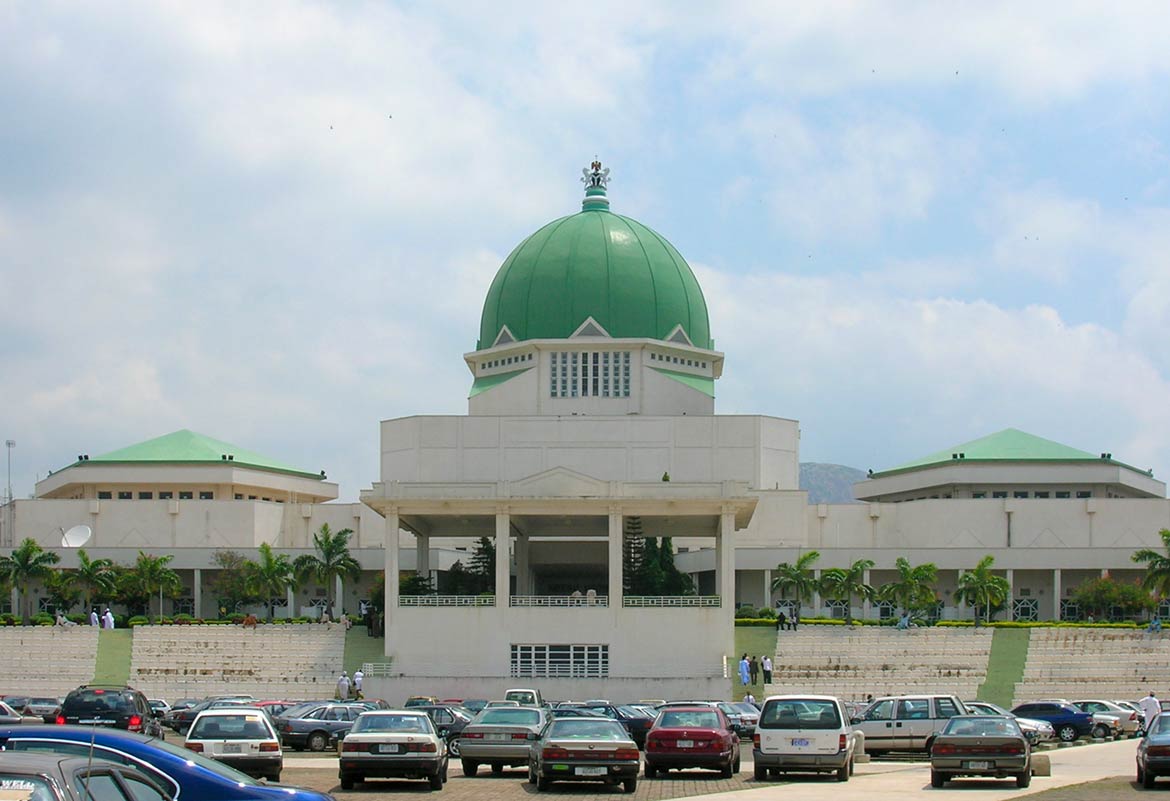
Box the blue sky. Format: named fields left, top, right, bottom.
left=3, top=2, right=1170, bottom=500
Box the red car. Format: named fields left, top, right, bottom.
left=644, top=706, right=740, bottom=778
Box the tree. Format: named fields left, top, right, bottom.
left=44, top=569, right=82, bottom=615
left=467, top=537, right=496, bottom=594
left=74, top=549, right=116, bottom=614
left=210, top=550, right=258, bottom=616
left=878, top=557, right=939, bottom=616
left=445, top=560, right=470, bottom=595
left=1133, top=529, right=1170, bottom=601
left=130, top=551, right=182, bottom=622
left=633, top=537, right=665, bottom=594
left=622, top=517, right=645, bottom=593
left=658, top=537, right=695, bottom=595
left=400, top=574, right=435, bottom=595
left=1069, top=576, right=1154, bottom=620
left=771, top=550, right=820, bottom=615
left=293, top=524, right=362, bottom=616
left=818, top=558, right=876, bottom=626
left=954, top=555, right=1011, bottom=626
left=246, top=543, right=295, bottom=622
left=0, top=538, right=61, bottom=623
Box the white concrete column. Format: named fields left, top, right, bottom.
left=384, top=510, right=400, bottom=620
left=335, top=574, right=344, bottom=617
left=608, top=509, right=623, bottom=607
left=285, top=585, right=294, bottom=618
left=193, top=568, right=202, bottom=618
left=416, top=533, right=431, bottom=577
left=516, top=535, right=531, bottom=595
left=763, top=569, right=772, bottom=608
left=495, top=509, right=511, bottom=607
left=812, top=569, right=822, bottom=618
left=956, top=569, right=966, bottom=615
left=1005, top=569, right=1014, bottom=621
left=862, top=568, right=872, bottom=621
left=1053, top=568, right=1062, bottom=621
left=717, top=510, right=735, bottom=606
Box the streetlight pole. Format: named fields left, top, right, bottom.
left=4, top=440, right=13, bottom=547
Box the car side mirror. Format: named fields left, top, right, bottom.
left=850, top=717, right=861, bottom=725
left=438, top=728, right=448, bottom=737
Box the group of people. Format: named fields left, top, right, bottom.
left=775, top=607, right=799, bottom=631
left=738, top=653, right=774, bottom=686
left=336, top=669, right=365, bottom=700
left=86, top=608, right=116, bottom=629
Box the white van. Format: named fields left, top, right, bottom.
left=503, top=688, right=543, bottom=707
left=752, top=694, right=859, bottom=782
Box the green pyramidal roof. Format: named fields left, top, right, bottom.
left=85, top=429, right=324, bottom=480
left=876, top=428, right=1102, bottom=476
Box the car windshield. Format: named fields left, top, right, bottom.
left=617, top=706, right=648, bottom=719
left=66, top=690, right=132, bottom=714
left=352, top=714, right=430, bottom=734
left=277, top=703, right=318, bottom=719
left=190, top=713, right=274, bottom=740
left=28, top=699, right=56, bottom=707
left=477, top=709, right=540, bottom=726
left=943, top=717, right=1021, bottom=737
left=734, top=703, right=758, bottom=715
left=761, top=700, right=840, bottom=730
left=505, top=692, right=536, bottom=705
left=659, top=710, right=719, bottom=729
left=148, top=736, right=261, bottom=784
left=0, top=773, right=55, bottom=801
left=550, top=720, right=626, bottom=740
left=1153, top=716, right=1170, bottom=736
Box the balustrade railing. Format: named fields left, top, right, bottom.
left=510, top=595, right=609, bottom=607
left=623, top=595, right=722, bottom=607
left=398, top=595, right=495, bottom=607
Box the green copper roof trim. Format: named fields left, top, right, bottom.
left=469, top=367, right=532, bottom=398
left=650, top=367, right=715, bottom=398
left=80, top=429, right=323, bottom=480
left=873, top=428, right=1142, bottom=478
left=478, top=208, right=711, bottom=351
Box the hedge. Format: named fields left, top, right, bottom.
left=736, top=618, right=1144, bottom=629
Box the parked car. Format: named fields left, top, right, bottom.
left=1035, top=698, right=1120, bottom=739
left=929, top=715, right=1031, bottom=788
left=504, top=689, right=543, bottom=707
left=458, top=706, right=547, bottom=776
left=403, top=696, right=438, bottom=708
left=0, top=701, right=30, bottom=725
left=851, top=694, right=967, bottom=754
left=579, top=704, right=654, bottom=748
left=0, top=725, right=334, bottom=801
left=527, top=716, right=639, bottom=792
left=57, top=685, right=164, bottom=739
left=22, top=697, right=62, bottom=722
left=338, top=710, right=448, bottom=790
left=644, top=705, right=740, bottom=778
left=1115, top=700, right=1146, bottom=730
left=550, top=709, right=606, bottom=719
left=1010, top=701, right=1094, bottom=743
left=461, top=699, right=488, bottom=715
left=963, top=701, right=1055, bottom=744
left=148, top=700, right=172, bottom=717
left=1073, top=699, right=1139, bottom=736
left=1137, top=709, right=1170, bottom=788
left=716, top=702, right=759, bottom=739
left=185, top=708, right=283, bottom=781
left=164, top=698, right=253, bottom=734
left=276, top=702, right=364, bottom=752
left=484, top=701, right=521, bottom=708
left=752, top=695, right=858, bottom=782
left=0, top=751, right=176, bottom=801
left=412, top=705, right=475, bottom=756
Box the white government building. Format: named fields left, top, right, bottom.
left=3, top=164, right=1169, bottom=698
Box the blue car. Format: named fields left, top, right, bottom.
left=1009, top=702, right=1093, bottom=743
left=0, top=725, right=335, bottom=801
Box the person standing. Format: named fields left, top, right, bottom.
left=352, top=669, right=364, bottom=698
left=1140, top=692, right=1161, bottom=732
left=89, top=608, right=100, bottom=627
left=749, top=656, right=759, bottom=685
left=743, top=691, right=756, bottom=706
left=738, top=653, right=750, bottom=686
left=336, top=671, right=351, bottom=700
left=102, top=608, right=115, bottom=629
left=762, top=655, right=773, bottom=684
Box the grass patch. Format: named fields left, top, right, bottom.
left=977, top=627, right=1030, bottom=707
left=733, top=626, right=778, bottom=701
left=343, top=627, right=387, bottom=676
left=92, top=629, right=133, bottom=685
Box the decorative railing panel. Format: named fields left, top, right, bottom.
left=510, top=595, right=609, bottom=608
left=622, top=596, right=722, bottom=608
left=399, top=595, right=495, bottom=607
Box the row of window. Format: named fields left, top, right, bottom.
left=510, top=643, right=609, bottom=678
left=96, top=491, right=282, bottom=502
left=549, top=351, right=631, bottom=398
left=482, top=353, right=534, bottom=371
left=972, top=491, right=1093, bottom=499
left=649, top=352, right=707, bottom=369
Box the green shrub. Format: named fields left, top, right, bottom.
left=757, top=607, right=777, bottom=619
left=32, top=612, right=54, bottom=626
left=127, top=615, right=150, bottom=627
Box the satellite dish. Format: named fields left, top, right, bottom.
left=61, top=524, right=92, bottom=548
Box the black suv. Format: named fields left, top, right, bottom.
left=58, top=685, right=164, bottom=738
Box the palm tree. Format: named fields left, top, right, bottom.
left=0, top=538, right=61, bottom=623
left=294, top=524, right=361, bottom=618
left=44, top=570, right=82, bottom=616
left=954, top=554, right=1011, bottom=626
left=247, top=543, right=295, bottom=622
left=818, top=558, right=876, bottom=626
left=1133, top=529, right=1170, bottom=602
left=74, top=549, right=117, bottom=614
left=770, top=550, right=820, bottom=618
left=131, top=551, right=182, bottom=622
left=878, top=557, right=939, bottom=618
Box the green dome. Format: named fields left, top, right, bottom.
left=478, top=182, right=711, bottom=350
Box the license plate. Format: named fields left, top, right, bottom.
left=677, top=740, right=694, bottom=748
left=791, top=738, right=810, bottom=747
left=222, top=744, right=242, bottom=754
left=575, top=767, right=607, bottom=776
left=486, top=733, right=509, bottom=741
left=964, top=761, right=991, bottom=770
left=378, top=744, right=400, bottom=754
left=80, top=719, right=114, bottom=725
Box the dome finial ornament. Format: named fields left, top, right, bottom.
left=580, top=159, right=611, bottom=211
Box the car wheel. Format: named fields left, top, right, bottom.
left=1092, top=724, right=1109, bottom=739
left=732, top=754, right=741, bottom=773
left=836, top=760, right=850, bottom=782
left=447, top=738, right=461, bottom=757
left=461, top=759, right=478, bottom=777
left=1016, top=769, right=1031, bottom=788
left=1146, top=769, right=1158, bottom=789
left=490, top=763, right=503, bottom=776
left=268, top=772, right=281, bottom=783
left=429, top=769, right=443, bottom=790
left=1058, top=725, right=1078, bottom=742
left=720, top=759, right=733, bottom=779
left=623, top=778, right=637, bottom=793
left=1138, top=764, right=1145, bottom=784
left=339, top=775, right=354, bottom=790
left=753, top=763, right=766, bottom=781
left=536, top=776, right=551, bottom=791
left=308, top=732, right=328, bottom=752
left=528, top=762, right=537, bottom=784
left=931, top=770, right=945, bottom=788
left=645, top=763, right=657, bottom=779
left=849, top=757, right=855, bottom=776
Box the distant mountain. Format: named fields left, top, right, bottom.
left=799, top=463, right=866, bottom=504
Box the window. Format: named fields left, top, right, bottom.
left=1055, top=491, right=1071, bottom=499
left=1034, top=491, right=1050, bottom=499
left=178, top=491, right=193, bottom=500
left=935, top=698, right=960, bottom=718
left=1076, top=490, right=1092, bottom=499
left=198, top=491, right=213, bottom=500
left=992, top=491, right=1008, bottom=499
left=137, top=491, right=152, bottom=500
left=73, top=772, right=127, bottom=801
left=158, top=491, right=173, bottom=500
left=98, top=491, right=112, bottom=500
left=549, top=351, right=631, bottom=398
left=1014, top=491, right=1029, bottom=499
left=117, top=491, right=132, bottom=500
left=972, top=492, right=986, bottom=499
left=234, top=493, right=243, bottom=500
left=510, top=644, right=608, bottom=678
left=118, top=774, right=168, bottom=801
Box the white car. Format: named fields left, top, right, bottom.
left=753, top=694, right=860, bottom=781
left=339, top=710, right=448, bottom=790
left=185, top=707, right=283, bottom=781
left=1073, top=700, right=1139, bottom=735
